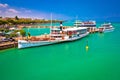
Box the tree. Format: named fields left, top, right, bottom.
left=0, top=16, right=2, bottom=19
left=9, top=33, right=17, bottom=37
left=15, top=16, right=19, bottom=20
left=0, top=20, right=8, bottom=25
left=19, top=30, right=26, bottom=37
left=28, top=32, right=31, bottom=37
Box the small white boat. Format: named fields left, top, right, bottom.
left=18, top=23, right=89, bottom=49
left=99, top=23, right=114, bottom=33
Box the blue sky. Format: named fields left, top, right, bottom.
left=0, top=0, right=120, bottom=21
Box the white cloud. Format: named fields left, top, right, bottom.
left=0, top=3, right=71, bottom=20
left=7, top=8, right=19, bottom=13
left=0, top=3, right=8, bottom=8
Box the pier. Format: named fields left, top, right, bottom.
left=88, top=28, right=99, bottom=33
left=0, top=42, right=18, bottom=50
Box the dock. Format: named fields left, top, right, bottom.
left=0, top=42, right=18, bottom=50
left=89, top=28, right=99, bottom=33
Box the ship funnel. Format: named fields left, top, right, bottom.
left=60, top=21, right=63, bottom=30
left=60, top=22, right=63, bottom=27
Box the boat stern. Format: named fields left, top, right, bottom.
left=18, top=40, right=28, bottom=49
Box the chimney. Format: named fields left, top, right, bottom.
left=60, top=22, right=63, bottom=26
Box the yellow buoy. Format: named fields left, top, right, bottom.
left=86, top=40, right=89, bottom=51
left=86, top=46, right=89, bottom=49
left=86, top=45, right=89, bottom=51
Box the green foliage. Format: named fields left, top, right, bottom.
left=4, top=29, right=9, bottom=33
left=19, top=29, right=26, bottom=37
left=14, top=30, right=19, bottom=33
left=5, top=31, right=17, bottom=38
left=0, top=20, right=8, bottom=25
left=0, top=28, right=9, bottom=33
left=9, top=33, right=17, bottom=37
left=0, top=16, right=63, bottom=25
left=28, top=32, right=31, bottom=37
left=0, top=28, right=4, bottom=32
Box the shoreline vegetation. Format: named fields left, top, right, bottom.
left=0, top=16, right=63, bottom=28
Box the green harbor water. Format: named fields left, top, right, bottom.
left=0, top=22, right=120, bottom=80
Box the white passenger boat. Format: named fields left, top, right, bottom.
left=99, top=23, right=114, bottom=33
left=74, top=20, right=96, bottom=32
left=18, top=22, right=89, bottom=49
left=74, top=20, right=96, bottom=27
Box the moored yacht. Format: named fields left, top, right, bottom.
left=99, top=23, right=114, bottom=33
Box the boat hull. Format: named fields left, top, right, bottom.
left=18, top=40, right=63, bottom=49
left=18, top=32, right=89, bottom=49
left=99, top=28, right=114, bottom=33
left=104, top=28, right=114, bottom=33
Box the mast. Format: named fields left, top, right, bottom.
left=50, top=13, right=52, bottom=34
left=49, top=13, right=52, bottom=40
left=28, top=27, right=29, bottom=32
left=76, top=15, right=78, bottom=27
left=28, top=26, right=30, bottom=35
